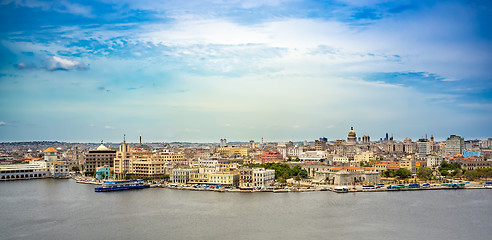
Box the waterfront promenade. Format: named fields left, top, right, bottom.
left=73, top=175, right=490, bottom=193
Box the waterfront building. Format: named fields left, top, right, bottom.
left=189, top=167, right=216, bottom=184
left=313, top=166, right=380, bottom=185
left=446, top=135, right=464, bottom=156
left=95, top=165, right=113, bottom=179
left=131, top=159, right=169, bottom=178
left=208, top=169, right=239, bottom=186
left=43, top=147, right=69, bottom=178
left=82, top=143, right=116, bottom=174
left=239, top=168, right=253, bottom=188
left=261, top=150, right=283, bottom=163
left=0, top=161, right=50, bottom=180
left=172, top=168, right=199, bottom=184
left=239, top=168, right=275, bottom=189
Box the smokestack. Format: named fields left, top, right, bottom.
left=140, top=136, right=142, bottom=145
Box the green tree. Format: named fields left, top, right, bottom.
left=440, top=169, right=449, bottom=177
left=71, top=166, right=80, bottom=172
left=417, top=167, right=433, bottom=180
left=395, top=168, right=412, bottom=178
left=159, top=174, right=170, bottom=180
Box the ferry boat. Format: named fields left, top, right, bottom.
left=95, top=180, right=150, bottom=192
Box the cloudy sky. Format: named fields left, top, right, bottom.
left=0, top=0, right=491, bottom=143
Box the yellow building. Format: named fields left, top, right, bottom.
left=209, top=169, right=239, bottom=186
left=154, top=151, right=185, bottom=163
left=354, top=151, right=374, bottom=163
left=216, top=145, right=249, bottom=157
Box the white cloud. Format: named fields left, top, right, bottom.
left=0, top=121, right=6, bottom=126
left=46, top=56, right=88, bottom=71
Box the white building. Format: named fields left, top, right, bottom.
left=44, top=147, right=70, bottom=178
left=299, top=151, right=331, bottom=164
left=0, top=161, right=50, bottom=180
left=426, top=156, right=445, bottom=168
left=252, top=168, right=275, bottom=189
left=172, top=168, right=198, bottom=184
left=417, top=139, right=430, bottom=157
left=445, top=135, right=464, bottom=156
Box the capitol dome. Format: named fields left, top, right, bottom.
left=347, top=127, right=357, bottom=145
left=348, top=128, right=356, bottom=137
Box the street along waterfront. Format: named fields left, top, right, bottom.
left=1, top=179, right=491, bottom=240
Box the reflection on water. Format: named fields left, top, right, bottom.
left=1, top=179, right=491, bottom=240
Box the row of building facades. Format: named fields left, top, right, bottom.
left=1, top=128, right=491, bottom=185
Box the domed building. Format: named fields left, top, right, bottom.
left=83, top=142, right=116, bottom=174
left=347, top=127, right=357, bottom=145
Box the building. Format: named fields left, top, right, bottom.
left=0, top=161, right=50, bottom=180
left=417, top=139, right=430, bottom=157
left=172, top=168, right=199, bottom=184
left=189, top=167, right=216, bottom=184
left=299, top=151, right=331, bottom=164
left=354, top=151, right=374, bottom=163
left=83, top=143, right=116, bottom=173
left=400, top=156, right=416, bottom=173
left=347, top=127, right=357, bottom=145
left=445, top=135, right=464, bottom=156
left=362, top=135, right=370, bottom=144
left=43, top=147, right=69, bottom=178
left=239, top=168, right=275, bottom=189
left=216, top=145, right=249, bottom=157
left=426, top=156, right=445, bottom=168
left=261, top=150, right=283, bottom=163
left=95, top=165, right=114, bottom=179
left=209, top=169, right=239, bottom=186
left=313, top=166, right=380, bottom=185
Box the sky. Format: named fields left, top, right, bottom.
left=0, top=0, right=491, bottom=143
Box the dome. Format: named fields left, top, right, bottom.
left=96, top=144, right=109, bottom=151
left=43, top=147, right=58, bottom=153
left=348, top=127, right=356, bottom=137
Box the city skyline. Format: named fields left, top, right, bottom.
left=1, top=0, right=491, bottom=142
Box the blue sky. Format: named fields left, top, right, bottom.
left=0, top=0, right=491, bottom=143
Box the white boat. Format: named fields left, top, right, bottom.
left=333, top=186, right=349, bottom=193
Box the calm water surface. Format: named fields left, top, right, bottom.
left=1, top=179, right=490, bottom=240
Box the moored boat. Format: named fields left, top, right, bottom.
left=95, top=180, right=150, bottom=192
left=333, top=186, right=349, bottom=193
